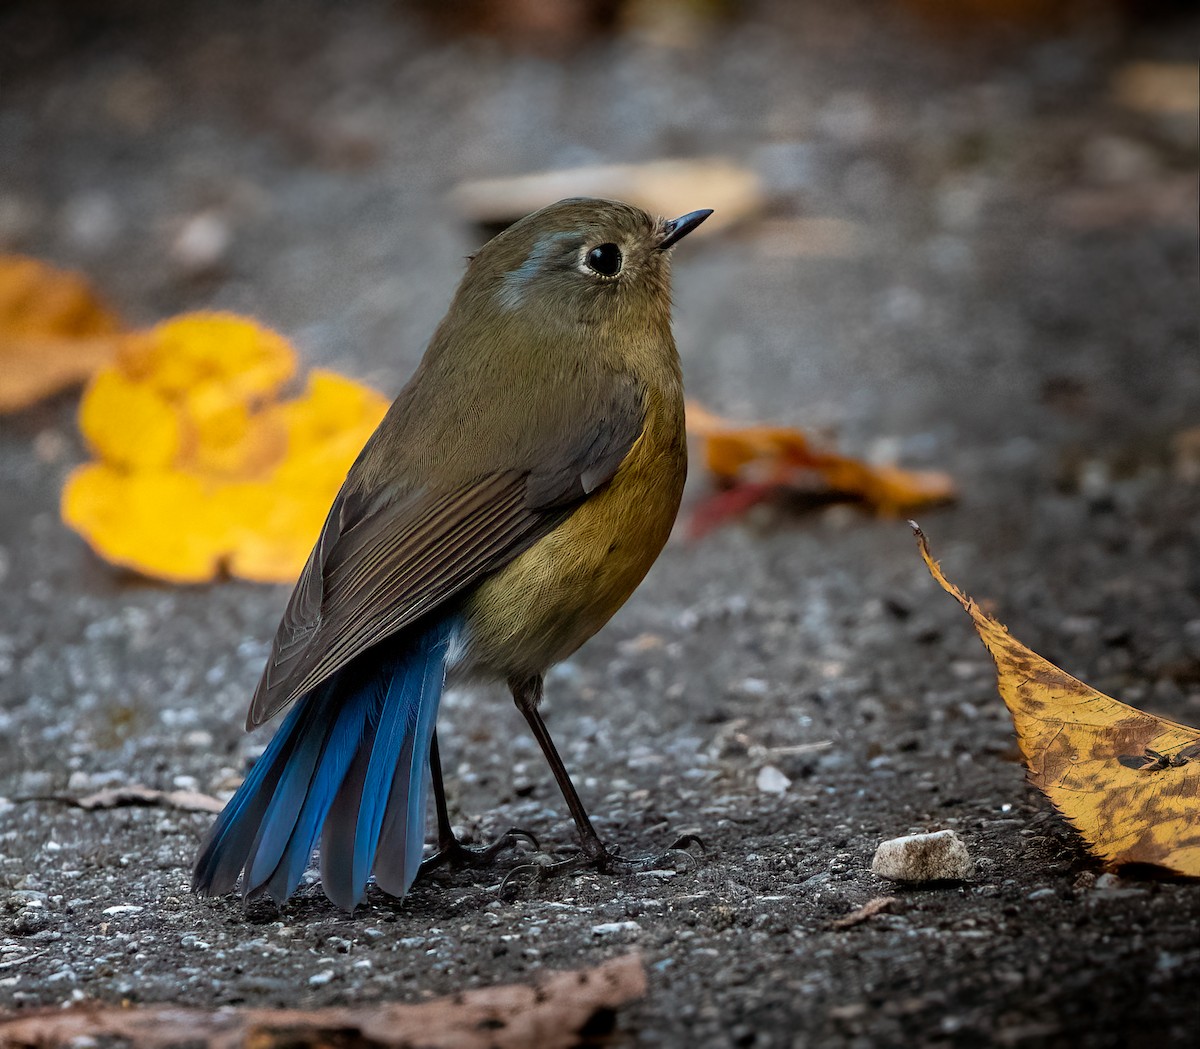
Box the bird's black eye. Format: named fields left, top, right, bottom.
left=585, top=243, right=623, bottom=277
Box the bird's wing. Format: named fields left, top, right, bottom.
left=246, top=381, right=644, bottom=728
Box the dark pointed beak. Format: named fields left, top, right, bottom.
left=658, top=208, right=713, bottom=250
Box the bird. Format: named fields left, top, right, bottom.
left=192, top=197, right=711, bottom=910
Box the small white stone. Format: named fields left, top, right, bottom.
left=871, top=829, right=974, bottom=883
left=309, top=969, right=336, bottom=986
left=170, top=211, right=232, bottom=272
left=101, top=905, right=144, bottom=916
left=590, top=921, right=641, bottom=936
left=756, top=765, right=792, bottom=794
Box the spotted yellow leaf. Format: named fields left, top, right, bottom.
left=914, top=524, right=1200, bottom=878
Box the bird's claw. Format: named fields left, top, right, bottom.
left=650, top=834, right=706, bottom=873
left=419, top=827, right=539, bottom=879
left=496, top=833, right=707, bottom=898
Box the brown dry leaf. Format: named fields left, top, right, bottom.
left=449, top=157, right=762, bottom=235
left=914, top=525, right=1200, bottom=878
left=70, top=785, right=225, bottom=814
left=62, top=317, right=388, bottom=584
left=829, top=896, right=899, bottom=930
left=1112, top=61, right=1200, bottom=116
left=686, top=400, right=956, bottom=534
left=0, top=952, right=646, bottom=1049
left=1172, top=425, right=1200, bottom=484
left=1052, top=173, right=1199, bottom=231
left=900, top=0, right=1096, bottom=30
left=0, top=256, right=123, bottom=412
left=754, top=217, right=866, bottom=259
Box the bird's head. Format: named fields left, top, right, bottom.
left=454, top=198, right=712, bottom=339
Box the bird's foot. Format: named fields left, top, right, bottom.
left=419, top=827, right=539, bottom=879
left=498, top=834, right=705, bottom=899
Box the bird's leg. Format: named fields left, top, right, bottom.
left=418, top=730, right=538, bottom=878
left=509, top=673, right=611, bottom=864
left=501, top=674, right=705, bottom=896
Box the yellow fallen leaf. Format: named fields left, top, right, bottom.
left=0, top=256, right=122, bottom=412
left=63, top=315, right=389, bottom=585
left=62, top=464, right=226, bottom=584
left=686, top=400, right=956, bottom=534
left=274, top=367, right=390, bottom=475
left=914, top=524, right=1200, bottom=878
left=119, top=312, right=297, bottom=402
left=213, top=477, right=336, bottom=584
left=183, top=384, right=287, bottom=479
left=78, top=368, right=181, bottom=470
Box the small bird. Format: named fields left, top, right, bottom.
left=192, top=197, right=711, bottom=909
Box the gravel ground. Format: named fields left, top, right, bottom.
left=1, top=2, right=1198, bottom=1046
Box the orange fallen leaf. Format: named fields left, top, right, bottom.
left=62, top=315, right=389, bottom=585
left=686, top=401, right=955, bottom=534
left=0, top=953, right=646, bottom=1049
left=914, top=524, right=1200, bottom=878
left=0, top=256, right=123, bottom=412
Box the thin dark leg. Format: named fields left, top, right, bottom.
left=428, top=730, right=457, bottom=851
left=499, top=675, right=705, bottom=897
left=417, top=729, right=538, bottom=878
left=509, top=674, right=608, bottom=865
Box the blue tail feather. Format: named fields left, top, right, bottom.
left=242, top=680, right=342, bottom=893
left=192, top=695, right=318, bottom=895
left=319, top=710, right=379, bottom=909
left=251, top=684, right=371, bottom=903
left=352, top=625, right=452, bottom=901
left=192, top=618, right=458, bottom=908
left=371, top=638, right=446, bottom=898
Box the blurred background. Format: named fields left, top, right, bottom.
left=1, top=0, right=1198, bottom=1044
left=3, top=0, right=1196, bottom=449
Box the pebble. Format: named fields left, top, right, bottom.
left=308, top=969, right=336, bottom=987
left=871, top=830, right=975, bottom=883
left=170, top=211, right=232, bottom=273
left=591, top=921, right=641, bottom=936
left=756, top=765, right=791, bottom=794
